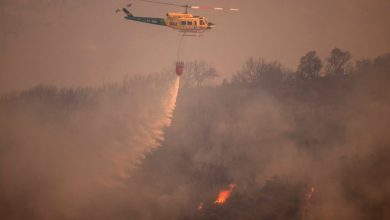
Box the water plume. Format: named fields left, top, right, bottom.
left=152, top=76, right=180, bottom=144
left=0, top=75, right=181, bottom=219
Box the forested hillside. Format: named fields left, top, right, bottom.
left=1, top=50, right=389, bottom=220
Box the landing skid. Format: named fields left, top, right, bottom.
left=178, top=30, right=205, bottom=37
left=178, top=33, right=203, bottom=37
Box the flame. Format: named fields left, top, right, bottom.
left=304, top=186, right=315, bottom=219
left=197, top=202, right=204, bottom=211
left=305, top=186, right=315, bottom=201
left=214, top=184, right=237, bottom=205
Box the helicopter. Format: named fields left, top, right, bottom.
left=116, top=0, right=239, bottom=34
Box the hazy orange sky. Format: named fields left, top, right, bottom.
left=1, top=0, right=389, bottom=93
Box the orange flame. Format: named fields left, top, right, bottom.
left=197, top=202, right=204, bottom=211
left=214, top=184, right=237, bottom=205
left=305, top=186, right=315, bottom=201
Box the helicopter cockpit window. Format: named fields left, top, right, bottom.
left=200, top=20, right=205, bottom=25
left=181, top=21, right=186, bottom=25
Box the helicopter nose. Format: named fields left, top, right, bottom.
left=207, top=22, right=216, bottom=29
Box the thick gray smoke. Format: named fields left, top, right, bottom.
left=0, top=76, right=180, bottom=219
left=125, top=55, right=390, bottom=220
left=1, top=55, right=390, bottom=220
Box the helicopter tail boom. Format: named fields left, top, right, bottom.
left=117, top=5, right=166, bottom=26
left=125, top=15, right=166, bottom=26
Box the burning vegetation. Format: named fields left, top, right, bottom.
left=214, top=184, right=237, bottom=205
left=1, top=50, right=390, bottom=220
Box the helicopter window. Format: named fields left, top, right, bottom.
left=187, top=21, right=192, bottom=25
left=194, top=21, right=197, bottom=26
left=200, top=20, right=205, bottom=25
left=181, top=21, right=186, bottom=25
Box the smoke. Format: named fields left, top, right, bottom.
left=0, top=76, right=180, bottom=219
left=1, top=55, right=390, bottom=220
left=125, top=57, right=390, bottom=220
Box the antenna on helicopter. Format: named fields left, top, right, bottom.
left=138, top=0, right=239, bottom=14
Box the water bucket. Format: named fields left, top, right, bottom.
left=176, top=61, right=184, bottom=76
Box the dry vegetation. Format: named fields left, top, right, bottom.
left=1, top=49, right=390, bottom=220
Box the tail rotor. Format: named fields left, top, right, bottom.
left=115, top=3, right=132, bottom=14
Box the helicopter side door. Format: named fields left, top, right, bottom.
left=178, top=19, right=185, bottom=29
left=168, top=21, right=178, bottom=29
left=178, top=19, right=192, bottom=30
left=186, top=20, right=194, bottom=30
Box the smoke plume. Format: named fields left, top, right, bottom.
left=1, top=54, right=390, bottom=220
left=0, top=75, right=180, bottom=219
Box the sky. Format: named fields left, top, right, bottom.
left=0, top=0, right=389, bottom=93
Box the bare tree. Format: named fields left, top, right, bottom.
left=325, top=48, right=351, bottom=76
left=297, top=51, right=322, bottom=80
left=181, top=60, right=218, bottom=88
left=232, top=57, right=284, bottom=88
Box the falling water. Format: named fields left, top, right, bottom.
left=149, top=77, right=180, bottom=147
left=111, top=76, right=181, bottom=180
left=163, top=77, right=180, bottom=127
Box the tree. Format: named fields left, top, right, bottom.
left=181, top=60, right=219, bottom=88
left=325, top=48, right=351, bottom=76
left=296, top=51, right=322, bottom=80
left=231, top=57, right=284, bottom=88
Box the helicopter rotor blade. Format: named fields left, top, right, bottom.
left=190, top=6, right=239, bottom=12
left=138, top=0, right=186, bottom=8
left=137, top=0, right=239, bottom=12
left=115, top=3, right=132, bottom=13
